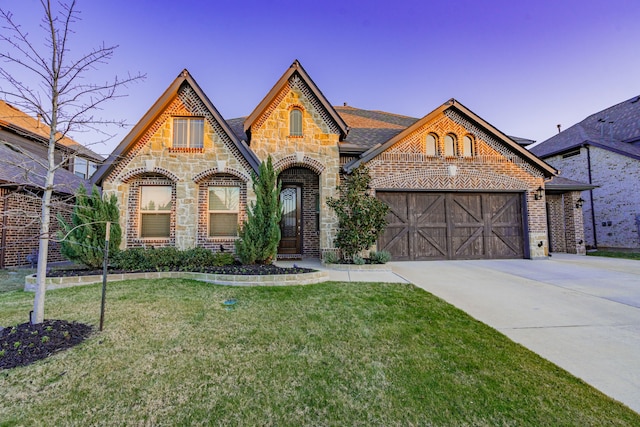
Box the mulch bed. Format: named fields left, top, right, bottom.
left=46, top=264, right=314, bottom=278
left=0, top=320, right=93, bottom=370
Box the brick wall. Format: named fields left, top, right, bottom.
left=1, top=187, right=72, bottom=268
left=364, top=112, right=549, bottom=258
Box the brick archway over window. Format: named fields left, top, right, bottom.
left=273, top=155, right=325, bottom=175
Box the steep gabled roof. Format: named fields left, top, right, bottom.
left=0, top=100, right=103, bottom=162
left=530, top=94, right=640, bottom=161
left=92, top=70, right=260, bottom=185
left=243, top=60, right=348, bottom=140
left=344, top=98, right=557, bottom=177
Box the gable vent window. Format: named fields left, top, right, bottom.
left=289, top=109, right=303, bottom=136
left=444, top=134, right=457, bottom=157
left=462, top=135, right=474, bottom=157
left=562, top=149, right=580, bottom=158
left=173, top=117, right=204, bottom=149
left=425, top=133, right=438, bottom=156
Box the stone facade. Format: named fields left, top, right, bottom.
left=102, top=85, right=254, bottom=251
left=544, top=147, right=640, bottom=249
left=96, top=64, right=556, bottom=261
left=244, top=76, right=342, bottom=256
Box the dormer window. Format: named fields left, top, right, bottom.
left=289, top=108, right=303, bottom=136
left=444, top=134, right=457, bottom=157
left=73, top=157, right=99, bottom=179
left=425, top=133, right=438, bottom=157
left=462, top=135, right=474, bottom=157
left=173, top=117, right=204, bottom=149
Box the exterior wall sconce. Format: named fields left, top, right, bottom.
left=537, top=241, right=544, bottom=247
left=534, top=186, right=544, bottom=200
left=575, top=197, right=585, bottom=209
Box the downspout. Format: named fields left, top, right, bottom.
left=585, top=144, right=598, bottom=248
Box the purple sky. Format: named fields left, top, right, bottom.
left=3, top=0, right=639, bottom=156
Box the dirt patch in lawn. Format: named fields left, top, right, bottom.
left=0, top=319, right=93, bottom=370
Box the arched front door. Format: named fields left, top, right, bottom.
left=279, top=185, right=301, bottom=255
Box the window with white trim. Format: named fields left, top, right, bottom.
left=73, top=157, right=99, bottom=179
left=173, top=117, right=204, bottom=148
left=426, top=133, right=438, bottom=156
left=140, top=186, right=172, bottom=238
left=289, top=109, right=303, bottom=136
left=462, top=135, right=474, bottom=157
left=444, top=134, right=457, bottom=157
left=208, top=187, right=239, bottom=237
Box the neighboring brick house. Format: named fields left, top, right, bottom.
left=0, top=101, right=102, bottom=268
left=530, top=95, right=640, bottom=250
left=94, top=60, right=583, bottom=261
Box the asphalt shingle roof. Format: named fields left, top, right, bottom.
left=0, top=142, right=90, bottom=195
left=530, top=95, right=640, bottom=160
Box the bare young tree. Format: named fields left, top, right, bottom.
left=0, top=0, right=144, bottom=323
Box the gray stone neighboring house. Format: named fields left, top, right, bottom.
left=0, top=101, right=103, bottom=268
left=530, top=95, right=640, bottom=250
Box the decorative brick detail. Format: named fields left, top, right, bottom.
left=121, top=167, right=180, bottom=184
left=371, top=168, right=528, bottom=190
left=273, top=155, right=325, bottom=175
left=289, top=75, right=342, bottom=135
left=126, top=176, right=176, bottom=248
left=193, top=167, right=250, bottom=183
left=196, top=174, right=247, bottom=252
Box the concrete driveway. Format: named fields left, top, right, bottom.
left=391, top=253, right=640, bottom=414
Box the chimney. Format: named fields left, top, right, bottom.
left=37, top=113, right=42, bottom=128
left=556, top=124, right=561, bottom=133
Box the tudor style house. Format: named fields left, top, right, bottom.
left=0, top=100, right=103, bottom=268
left=531, top=95, right=640, bottom=250
left=92, top=60, right=585, bottom=261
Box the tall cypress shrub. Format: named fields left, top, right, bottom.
left=235, top=156, right=282, bottom=264
left=58, top=185, right=121, bottom=269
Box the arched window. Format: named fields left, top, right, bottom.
left=425, top=133, right=438, bottom=157
left=289, top=108, right=303, bottom=136
left=444, top=134, right=457, bottom=157
left=462, top=135, right=474, bottom=157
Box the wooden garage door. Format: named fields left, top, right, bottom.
left=377, top=192, right=524, bottom=260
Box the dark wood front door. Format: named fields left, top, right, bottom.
left=378, top=192, right=524, bottom=260
left=279, top=185, right=302, bottom=255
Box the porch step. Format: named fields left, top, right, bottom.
left=277, top=254, right=303, bottom=260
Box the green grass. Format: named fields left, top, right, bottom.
left=587, top=250, right=640, bottom=260
left=0, top=268, right=35, bottom=293
left=1, top=279, right=638, bottom=426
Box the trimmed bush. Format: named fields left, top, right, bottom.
left=369, top=250, right=391, bottom=264
left=110, top=247, right=235, bottom=271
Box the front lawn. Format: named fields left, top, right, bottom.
left=1, top=279, right=638, bottom=425
left=587, top=250, right=640, bottom=260
left=0, top=268, right=35, bottom=293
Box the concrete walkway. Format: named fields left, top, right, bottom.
left=279, top=254, right=640, bottom=413
left=391, top=254, right=640, bottom=414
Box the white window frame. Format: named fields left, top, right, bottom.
left=208, top=186, right=240, bottom=237
left=173, top=117, right=204, bottom=149
left=139, top=185, right=172, bottom=238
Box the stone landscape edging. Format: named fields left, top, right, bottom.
left=24, top=270, right=330, bottom=291
left=322, top=263, right=392, bottom=272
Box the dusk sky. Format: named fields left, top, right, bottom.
left=3, top=0, right=639, bottom=157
